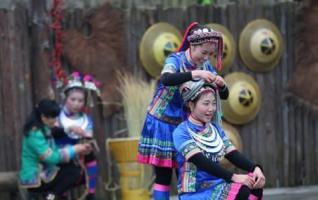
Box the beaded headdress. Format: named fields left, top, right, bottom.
left=63, top=72, right=101, bottom=106
left=63, top=72, right=83, bottom=93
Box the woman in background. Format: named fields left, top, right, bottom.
left=19, top=99, right=91, bottom=200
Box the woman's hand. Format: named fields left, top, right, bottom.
left=214, top=75, right=226, bottom=87
left=231, top=174, right=255, bottom=189
left=252, top=167, right=266, bottom=189
left=73, top=143, right=92, bottom=155
left=191, top=70, right=217, bottom=83
left=69, top=126, right=86, bottom=137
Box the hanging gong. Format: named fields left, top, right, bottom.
left=239, top=19, right=283, bottom=72
left=222, top=72, right=261, bottom=125
left=139, top=22, right=182, bottom=78
left=220, top=121, right=243, bottom=168
left=207, top=23, right=235, bottom=74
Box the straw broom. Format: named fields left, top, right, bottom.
left=117, top=72, right=156, bottom=191
left=117, top=73, right=156, bottom=137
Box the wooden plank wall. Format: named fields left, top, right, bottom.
left=0, top=5, right=32, bottom=172
left=124, top=2, right=318, bottom=187
left=109, top=0, right=281, bottom=9
left=0, top=4, right=33, bottom=200
left=0, top=2, right=317, bottom=200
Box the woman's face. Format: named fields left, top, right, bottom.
left=189, top=91, right=216, bottom=124
left=65, top=89, right=85, bottom=114
left=41, top=115, right=57, bottom=128
left=190, top=42, right=216, bottom=66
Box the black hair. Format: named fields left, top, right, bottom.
left=64, top=87, right=85, bottom=98
left=23, top=99, right=60, bottom=136
left=183, top=93, right=204, bottom=114
left=182, top=85, right=216, bottom=113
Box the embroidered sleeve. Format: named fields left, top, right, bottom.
left=180, top=141, right=201, bottom=160
left=173, top=125, right=201, bottom=160
left=28, top=130, right=74, bottom=164
left=161, top=54, right=180, bottom=74
left=59, top=146, right=76, bottom=162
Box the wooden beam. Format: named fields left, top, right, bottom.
left=0, top=172, right=18, bottom=191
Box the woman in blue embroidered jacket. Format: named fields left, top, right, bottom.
left=173, top=80, right=265, bottom=200
left=19, top=99, right=91, bottom=200
left=137, top=22, right=229, bottom=199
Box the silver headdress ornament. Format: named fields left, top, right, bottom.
left=63, top=71, right=83, bottom=93
left=63, top=71, right=101, bottom=107
left=187, top=27, right=222, bottom=45
left=180, top=80, right=217, bottom=102
left=83, top=74, right=101, bottom=97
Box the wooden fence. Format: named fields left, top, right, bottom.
left=0, top=1, right=316, bottom=199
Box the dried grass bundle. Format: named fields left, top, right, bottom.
left=117, top=73, right=156, bottom=138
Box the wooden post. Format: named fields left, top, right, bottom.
left=30, top=0, right=55, bottom=102
left=91, top=96, right=111, bottom=199
left=0, top=172, right=18, bottom=192
left=0, top=4, right=33, bottom=171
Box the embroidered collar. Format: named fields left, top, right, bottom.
left=62, top=106, right=81, bottom=118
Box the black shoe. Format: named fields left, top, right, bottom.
left=86, top=193, right=96, bottom=200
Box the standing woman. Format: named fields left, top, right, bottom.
left=173, top=80, right=265, bottom=200
left=19, top=99, right=91, bottom=200
left=137, top=22, right=229, bottom=200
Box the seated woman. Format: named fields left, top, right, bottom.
left=19, top=99, right=91, bottom=200
left=173, top=80, right=265, bottom=200
left=53, top=72, right=100, bottom=200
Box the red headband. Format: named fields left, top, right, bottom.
left=177, top=22, right=199, bottom=52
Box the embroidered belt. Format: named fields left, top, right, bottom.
left=154, top=114, right=183, bottom=125
left=178, top=182, right=215, bottom=193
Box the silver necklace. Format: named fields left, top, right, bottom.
left=188, top=123, right=224, bottom=153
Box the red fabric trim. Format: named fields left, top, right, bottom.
left=177, top=22, right=199, bottom=52
left=216, top=36, right=223, bottom=71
